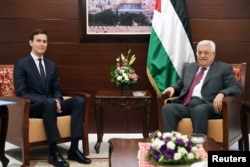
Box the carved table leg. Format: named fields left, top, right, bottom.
left=143, top=99, right=151, bottom=138
left=0, top=106, right=9, bottom=167
left=94, top=100, right=104, bottom=153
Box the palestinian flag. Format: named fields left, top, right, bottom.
left=146, top=0, right=195, bottom=94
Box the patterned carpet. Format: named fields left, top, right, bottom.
left=5, top=141, right=109, bottom=167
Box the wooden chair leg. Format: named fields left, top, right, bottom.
left=21, top=144, right=30, bottom=167
left=238, top=138, right=244, bottom=150
left=83, top=132, right=89, bottom=155
left=83, top=113, right=89, bottom=155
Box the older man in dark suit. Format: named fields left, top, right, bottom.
left=161, top=40, right=242, bottom=134
left=13, top=29, right=91, bottom=167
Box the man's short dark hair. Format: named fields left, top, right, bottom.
left=29, top=29, right=47, bottom=41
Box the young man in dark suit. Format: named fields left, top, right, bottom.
left=161, top=40, right=243, bottom=134
left=14, top=29, right=91, bottom=167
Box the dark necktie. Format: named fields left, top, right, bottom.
left=38, top=58, right=46, bottom=88
left=183, top=68, right=206, bottom=105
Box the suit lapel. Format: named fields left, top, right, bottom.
left=203, top=61, right=217, bottom=86
left=187, top=65, right=199, bottom=86
left=28, top=56, right=41, bottom=79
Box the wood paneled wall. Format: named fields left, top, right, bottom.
left=1, top=0, right=250, bottom=133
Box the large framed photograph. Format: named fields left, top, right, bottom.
left=79, top=0, right=155, bottom=42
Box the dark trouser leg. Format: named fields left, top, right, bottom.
left=188, top=98, right=215, bottom=134
left=43, top=99, right=61, bottom=143
left=30, top=99, right=60, bottom=144
left=161, top=103, right=189, bottom=132
left=61, top=96, right=85, bottom=139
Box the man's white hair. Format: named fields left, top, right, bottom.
left=197, top=40, right=216, bottom=53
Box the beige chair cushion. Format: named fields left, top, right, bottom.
left=177, top=118, right=223, bottom=143
left=29, top=116, right=71, bottom=143
left=28, top=96, right=72, bottom=143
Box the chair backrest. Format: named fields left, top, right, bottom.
left=0, top=65, right=15, bottom=96
left=231, top=63, right=247, bottom=100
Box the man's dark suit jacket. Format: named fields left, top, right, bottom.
left=14, top=55, right=63, bottom=102
left=13, top=55, right=85, bottom=144
left=172, top=60, right=243, bottom=104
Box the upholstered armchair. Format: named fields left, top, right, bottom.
left=0, top=65, right=90, bottom=166
left=157, top=63, right=246, bottom=150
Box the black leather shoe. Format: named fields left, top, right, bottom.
left=68, top=149, right=91, bottom=164
left=48, top=152, right=69, bottom=167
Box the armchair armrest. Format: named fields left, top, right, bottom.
left=62, top=91, right=91, bottom=101
left=222, top=95, right=241, bottom=146
left=157, top=93, right=170, bottom=131
left=222, top=95, right=241, bottom=120
left=62, top=91, right=91, bottom=119
left=0, top=96, right=30, bottom=146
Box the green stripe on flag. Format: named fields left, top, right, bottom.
left=146, top=28, right=179, bottom=94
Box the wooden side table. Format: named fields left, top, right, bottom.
left=94, top=90, right=152, bottom=153
left=240, top=101, right=250, bottom=150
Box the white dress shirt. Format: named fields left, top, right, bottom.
left=30, top=52, right=46, bottom=76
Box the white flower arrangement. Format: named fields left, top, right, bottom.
left=110, top=49, right=139, bottom=86
left=147, top=131, right=201, bottom=165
